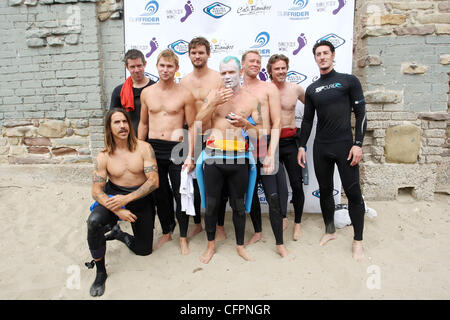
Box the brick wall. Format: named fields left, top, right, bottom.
left=0, top=0, right=124, bottom=163
left=354, top=0, right=449, bottom=199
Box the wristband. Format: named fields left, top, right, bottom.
left=354, top=141, right=362, bottom=147
left=298, top=146, right=307, bottom=152
left=186, top=156, right=195, bottom=161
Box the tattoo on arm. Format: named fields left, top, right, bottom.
left=92, top=172, right=106, bottom=183
left=144, top=165, right=157, bottom=173
left=148, top=145, right=156, bottom=160
left=132, top=180, right=157, bottom=200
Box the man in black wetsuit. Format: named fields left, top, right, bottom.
left=110, top=49, right=156, bottom=135
left=297, top=40, right=367, bottom=261
left=87, top=108, right=159, bottom=297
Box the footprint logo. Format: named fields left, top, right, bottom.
left=258, top=68, right=269, bottom=81
left=293, top=33, right=307, bottom=56
left=333, top=0, right=346, bottom=15
left=146, top=37, right=159, bottom=58
left=180, top=1, right=194, bottom=22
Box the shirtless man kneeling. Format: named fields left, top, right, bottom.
left=87, top=108, right=159, bottom=297
left=196, top=56, right=263, bottom=263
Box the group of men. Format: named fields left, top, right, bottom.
left=86, top=37, right=367, bottom=297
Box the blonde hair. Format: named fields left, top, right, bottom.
left=157, top=49, right=179, bottom=67
left=241, top=50, right=260, bottom=63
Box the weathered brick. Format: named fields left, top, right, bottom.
left=427, top=138, right=446, bottom=146
left=393, top=25, right=435, bottom=36
left=423, top=129, right=446, bottom=138
left=52, top=147, right=77, bottom=156
left=23, top=137, right=51, bottom=147
left=27, top=146, right=50, bottom=154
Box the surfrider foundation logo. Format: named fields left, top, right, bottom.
left=278, top=0, right=310, bottom=20
left=251, top=31, right=270, bottom=49
left=250, top=31, right=271, bottom=57
left=129, top=0, right=160, bottom=25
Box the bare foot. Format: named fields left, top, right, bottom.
left=276, top=244, right=289, bottom=258
left=236, top=245, right=253, bottom=261
left=319, top=233, right=337, bottom=246
left=180, top=237, right=190, bottom=255
left=352, top=240, right=365, bottom=262
left=216, top=225, right=226, bottom=241
left=283, top=218, right=288, bottom=231
left=293, top=223, right=302, bottom=241
left=188, top=223, right=203, bottom=238
left=153, top=233, right=172, bottom=250
left=200, top=241, right=215, bottom=264
left=245, top=232, right=263, bottom=246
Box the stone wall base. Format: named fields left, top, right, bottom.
left=360, top=162, right=438, bottom=201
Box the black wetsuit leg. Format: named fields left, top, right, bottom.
left=204, top=161, right=248, bottom=245
left=249, top=163, right=263, bottom=233
left=193, top=179, right=202, bottom=224
left=87, top=181, right=155, bottom=257
left=153, top=158, right=176, bottom=234
left=313, top=141, right=365, bottom=240
left=276, top=162, right=288, bottom=218
left=216, top=184, right=228, bottom=227
left=249, top=160, right=284, bottom=245
left=168, top=161, right=189, bottom=238
left=224, top=163, right=248, bottom=246
left=279, top=137, right=305, bottom=223
left=203, top=162, right=225, bottom=241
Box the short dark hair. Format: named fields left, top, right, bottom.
left=123, top=49, right=146, bottom=66
left=312, top=40, right=335, bottom=55
left=266, top=54, right=289, bottom=80
left=189, top=37, right=211, bottom=55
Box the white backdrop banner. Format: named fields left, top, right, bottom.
left=124, top=0, right=355, bottom=213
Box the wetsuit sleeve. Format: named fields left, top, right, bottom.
left=298, top=88, right=315, bottom=148
left=109, top=85, right=123, bottom=110
left=349, top=75, right=366, bottom=147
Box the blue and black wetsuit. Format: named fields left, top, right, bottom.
left=298, top=69, right=366, bottom=240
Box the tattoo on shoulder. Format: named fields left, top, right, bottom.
left=144, top=164, right=158, bottom=173
left=148, top=145, right=156, bottom=160
left=92, top=172, right=106, bottom=183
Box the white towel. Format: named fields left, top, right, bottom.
left=180, top=167, right=196, bottom=216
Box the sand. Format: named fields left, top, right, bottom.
left=0, top=165, right=449, bottom=300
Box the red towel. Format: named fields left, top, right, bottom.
left=120, top=76, right=134, bottom=112
left=280, top=127, right=298, bottom=139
